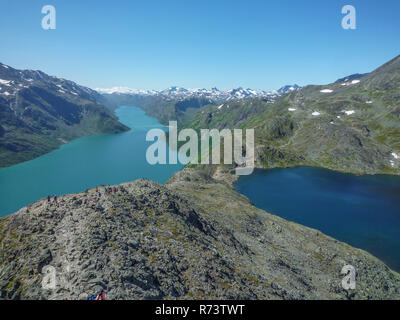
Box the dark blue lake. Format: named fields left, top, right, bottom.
left=235, top=167, right=400, bottom=272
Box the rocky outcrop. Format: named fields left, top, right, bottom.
left=0, top=168, right=399, bottom=300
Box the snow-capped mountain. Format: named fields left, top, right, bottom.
left=95, top=85, right=301, bottom=102
left=0, top=62, right=102, bottom=102
left=160, top=86, right=189, bottom=96
left=96, top=87, right=157, bottom=95
left=277, top=84, right=301, bottom=95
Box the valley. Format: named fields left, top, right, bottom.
left=1, top=54, right=400, bottom=300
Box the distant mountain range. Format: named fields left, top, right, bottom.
left=0, top=63, right=128, bottom=167
left=96, top=84, right=302, bottom=102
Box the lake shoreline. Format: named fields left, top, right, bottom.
left=234, top=166, right=400, bottom=272
left=0, top=106, right=184, bottom=217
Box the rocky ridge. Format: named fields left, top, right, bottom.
left=0, top=168, right=399, bottom=300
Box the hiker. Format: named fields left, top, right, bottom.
left=47, top=195, right=51, bottom=202
left=88, top=294, right=96, bottom=300
left=98, top=192, right=101, bottom=197
left=95, top=289, right=106, bottom=300
left=54, top=195, right=58, bottom=202
left=88, top=289, right=105, bottom=301
left=96, top=187, right=98, bottom=193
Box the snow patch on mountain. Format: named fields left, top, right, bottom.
left=95, top=87, right=157, bottom=95
left=0, top=79, right=11, bottom=85
left=277, top=84, right=301, bottom=95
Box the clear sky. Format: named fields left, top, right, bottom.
left=0, top=0, right=399, bottom=91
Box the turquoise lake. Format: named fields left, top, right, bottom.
left=0, top=106, right=184, bottom=217
left=235, top=167, right=400, bottom=272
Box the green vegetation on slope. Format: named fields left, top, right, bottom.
left=0, top=64, right=129, bottom=168
left=178, top=55, right=400, bottom=175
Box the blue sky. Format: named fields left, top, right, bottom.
left=0, top=0, right=399, bottom=91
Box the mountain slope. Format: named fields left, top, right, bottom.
left=0, top=168, right=399, bottom=300
left=0, top=63, right=129, bottom=168
left=335, top=73, right=368, bottom=83
left=183, top=55, right=400, bottom=175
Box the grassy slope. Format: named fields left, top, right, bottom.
left=180, top=55, right=400, bottom=175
